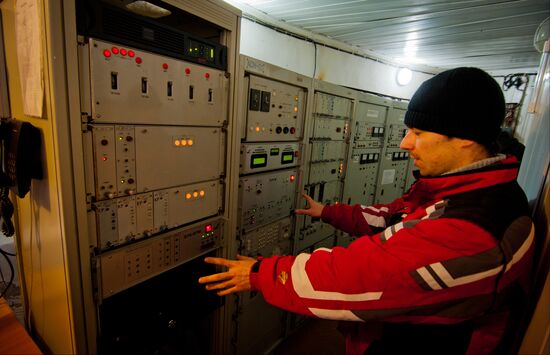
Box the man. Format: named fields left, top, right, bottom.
left=198, top=67, right=534, bottom=354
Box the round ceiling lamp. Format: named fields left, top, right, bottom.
left=397, top=67, right=412, bottom=86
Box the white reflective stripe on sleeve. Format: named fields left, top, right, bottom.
left=505, top=223, right=534, bottom=272
left=365, top=206, right=389, bottom=213
left=393, top=222, right=404, bottom=234
left=362, top=212, right=386, bottom=228
left=291, top=252, right=383, bottom=301
left=430, top=262, right=501, bottom=287
left=382, top=227, right=392, bottom=240
left=416, top=267, right=443, bottom=290
left=309, top=308, right=364, bottom=322
left=421, top=205, right=436, bottom=220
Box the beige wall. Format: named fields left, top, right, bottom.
left=0, top=0, right=75, bottom=353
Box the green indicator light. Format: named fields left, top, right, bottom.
left=253, top=157, right=266, bottom=165
left=283, top=154, right=293, bottom=162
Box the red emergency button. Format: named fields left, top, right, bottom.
left=185, top=68, right=191, bottom=75
left=162, top=63, right=169, bottom=70
left=135, top=57, right=142, bottom=64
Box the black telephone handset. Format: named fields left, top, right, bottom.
left=1, top=119, right=43, bottom=197
left=0, top=119, right=42, bottom=237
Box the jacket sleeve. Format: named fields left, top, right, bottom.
left=249, top=217, right=527, bottom=322
left=320, top=199, right=406, bottom=237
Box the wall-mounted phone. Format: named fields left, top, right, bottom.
left=0, top=120, right=42, bottom=236
left=0, top=119, right=42, bottom=198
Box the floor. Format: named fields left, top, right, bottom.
left=273, top=319, right=346, bottom=355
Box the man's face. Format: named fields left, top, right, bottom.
left=400, top=128, right=465, bottom=176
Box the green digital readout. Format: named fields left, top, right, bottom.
left=188, top=39, right=215, bottom=62
left=270, top=148, right=280, bottom=156
left=253, top=157, right=266, bottom=165
left=250, top=154, right=268, bottom=169
left=281, top=152, right=294, bottom=164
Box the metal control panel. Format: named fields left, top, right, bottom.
left=296, top=180, right=342, bottom=251
left=98, top=218, right=223, bottom=299
left=314, top=92, right=352, bottom=118
left=375, top=103, right=411, bottom=204
left=84, top=39, right=228, bottom=127
left=240, top=142, right=300, bottom=174
left=310, top=141, right=346, bottom=162
left=86, top=125, right=224, bottom=201
left=245, top=75, right=306, bottom=142
left=82, top=39, right=227, bottom=260
left=299, top=85, right=352, bottom=251
left=353, top=98, right=390, bottom=148
left=92, top=180, right=221, bottom=250
left=343, top=148, right=381, bottom=206
left=239, top=217, right=292, bottom=257
left=385, top=106, right=408, bottom=148
left=239, top=168, right=298, bottom=232
left=343, top=95, right=390, bottom=207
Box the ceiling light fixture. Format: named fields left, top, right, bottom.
left=397, top=67, right=412, bottom=86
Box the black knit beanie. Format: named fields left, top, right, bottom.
left=404, top=67, right=505, bottom=144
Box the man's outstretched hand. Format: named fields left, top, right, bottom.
left=198, top=255, right=257, bottom=296
left=295, top=193, right=324, bottom=218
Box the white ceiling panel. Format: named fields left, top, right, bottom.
left=228, top=0, right=550, bottom=72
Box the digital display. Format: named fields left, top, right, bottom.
left=270, top=148, right=280, bottom=156
left=250, top=154, right=268, bottom=169
left=188, top=39, right=215, bottom=63
left=281, top=152, right=294, bottom=164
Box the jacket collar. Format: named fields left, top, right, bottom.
left=404, top=155, right=520, bottom=206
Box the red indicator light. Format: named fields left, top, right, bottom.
left=162, top=63, right=169, bottom=70
left=204, top=72, right=210, bottom=79
left=112, top=47, right=119, bottom=54
left=103, top=49, right=111, bottom=57
left=128, top=50, right=135, bottom=57
left=290, top=175, right=295, bottom=182
left=120, top=48, right=128, bottom=56
left=205, top=224, right=213, bottom=233
left=101, top=156, right=108, bottom=161
left=135, top=57, right=142, bottom=64
left=185, top=68, right=191, bottom=75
